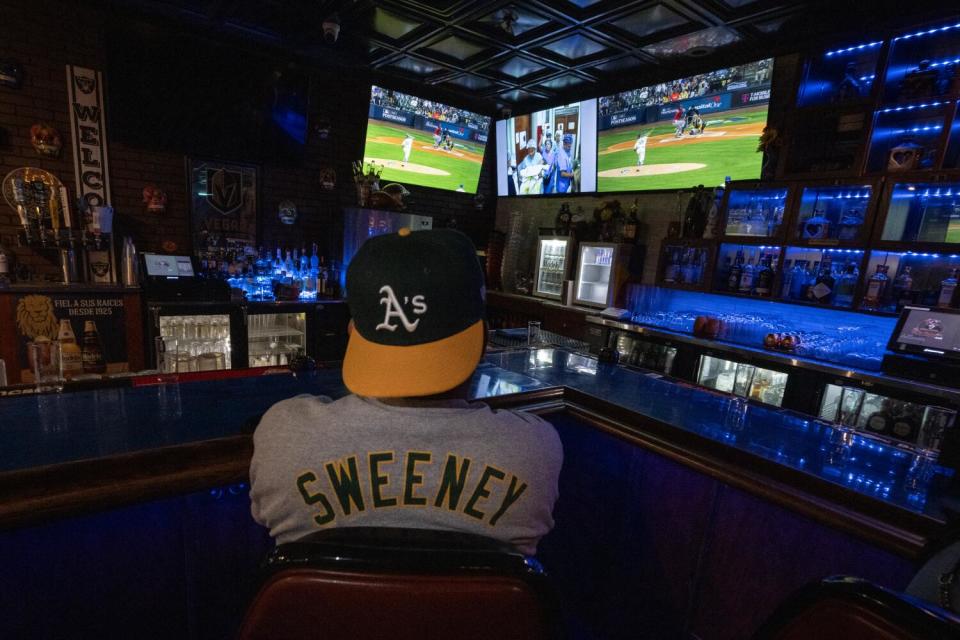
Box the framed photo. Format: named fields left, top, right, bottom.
left=186, top=157, right=260, bottom=262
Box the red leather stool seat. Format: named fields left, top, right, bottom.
left=238, top=528, right=557, bottom=640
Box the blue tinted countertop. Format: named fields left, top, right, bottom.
left=0, top=349, right=948, bottom=525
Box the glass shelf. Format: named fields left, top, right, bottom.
left=880, top=181, right=960, bottom=243
left=883, top=21, right=960, bottom=105
left=797, top=40, right=883, bottom=108
left=779, top=247, right=865, bottom=308
left=713, top=243, right=782, bottom=297
left=859, top=250, right=960, bottom=313
left=793, top=184, right=874, bottom=243
left=866, top=101, right=950, bottom=172
left=659, top=242, right=710, bottom=288
left=722, top=188, right=789, bottom=238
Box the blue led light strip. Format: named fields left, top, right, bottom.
left=895, top=22, right=960, bottom=41
left=891, top=125, right=942, bottom=134
left=825, top=41, right=883, bottom=56
left=878, top=101, right=943, bottom=113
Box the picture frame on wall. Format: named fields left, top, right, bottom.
left=186, top=157, right=260, bottom=264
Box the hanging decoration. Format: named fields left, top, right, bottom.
left=278, top=199, right=298, bottom=225
left=30, top=123, right=62, bottom=158
left=319, top=165, right=336, bottom=191
left=142, top=184, right=167, bottom=213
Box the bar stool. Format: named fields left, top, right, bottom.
left=238, top=527, right=559, bottom=640
left=753, top=575, right=960, bottom=639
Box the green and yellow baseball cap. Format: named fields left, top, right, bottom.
left=343, top=227, right=485, bottom=398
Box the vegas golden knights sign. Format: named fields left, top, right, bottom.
left=66, top=65, right=112, bottom=209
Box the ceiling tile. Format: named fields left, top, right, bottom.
left=592, top=56, right=643, bottom=73
left=642, top=26, right=741, bottom=58
left=500, top=89, right=535, bottom=103
left=445, top=74, right=494, bottom=90
left=538, top=73, right=588, bottom=90
left=372, top=7, right=422, bottom=40
left=424, top=35, right=486, bottom=60
left=611, top=5, right=687, bottom=39
left=479, top=6, right=550, bottom=37
left=387, top=56, right=442, bottom=76
left=493, top=55, right=546, bottom=79
left=754, top=16, right=790, bottom=34
left=541, top=33, right=609, bottom=60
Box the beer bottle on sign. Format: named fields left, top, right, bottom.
left=81, top=320, right=106, bottom=374
left=58, top=319, right=83, bottom=376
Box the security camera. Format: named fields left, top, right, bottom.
left=322, top=14, right=340, bottom=44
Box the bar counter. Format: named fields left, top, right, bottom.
left=1, top=347, right=953, bottom=556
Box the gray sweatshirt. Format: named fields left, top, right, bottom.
left=250, top=394, right=563, bottom=555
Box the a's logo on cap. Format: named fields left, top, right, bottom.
left=376, top=285, right=427, bottom=333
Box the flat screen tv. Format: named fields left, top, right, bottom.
left=495, top=99, right=597, bottom=196
left=362, top=86, right=490, bottom=194
left=596, top=59, right=774, bottom=192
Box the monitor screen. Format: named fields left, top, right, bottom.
left=890, top=306, right=960, bottom=358
left=596, top=59, right=773, bottom=192
left=143, top=254, right=195, bottom=278
left=495, top=99, right=598, bottom=196
left=362, top=86, right=490, bottom=194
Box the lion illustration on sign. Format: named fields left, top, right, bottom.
left=16, top=294, right=58, bottom=340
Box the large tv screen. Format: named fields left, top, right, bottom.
left=495, top=99, right=597, bottom=196
left=362, top=86, right=490, bottom=194
left=596, top=59, right=773, bottom=192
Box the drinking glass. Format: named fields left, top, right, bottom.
left=32, top=341, right=63, bottom=392
left=918, top=406, right=957, bottom=452
left=527, top=321, right=542, bottom=347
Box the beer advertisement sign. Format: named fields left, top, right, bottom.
left=14, top=292, right=128, bottom=382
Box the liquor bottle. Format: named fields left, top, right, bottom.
left=0, top=239, right=12, bottom=286
left=310, top=243, right=320, bottom=272
left=727, top=251, right=743, bottom=291
left=789, top=260, right=807, bottom=300
left=663, top=247, right=680, bottom=283
left=754, top=255, right=774, bottom=296
left=623, top=204, right=639, bottom=243
left=681, top=249, right=697, bottom=284
left=285, top=250, right=295, bottom=277
left=778, top=259, right=793, bottom=298
left=892, top=266, right=914, bottom=308
left=809, top=255, right=835, bottom=303
left=81, top=320, right=106, bottom=374
left=862, top=264, right=889, bottom=310
left=832, top=262, right=859, bottom=307
left=319, top=256, right=329, bottom=296
left=738, top=252, right=756, bottom=293
left=300, top=244, right=309, bottom=275
left=938, top=268, right=958, bottom=308
left=328, top=261, right=340, bottom=297
left=57, top=319, right=83, bottom=376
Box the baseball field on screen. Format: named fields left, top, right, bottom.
left=362, top=120, right=487, bottom=193
left=597, top=107, right=768, bottom=192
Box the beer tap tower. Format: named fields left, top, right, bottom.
left=2, top=167, right=114, bottom=284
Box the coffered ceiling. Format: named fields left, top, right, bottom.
left=115, top=0, right=958, bottom=115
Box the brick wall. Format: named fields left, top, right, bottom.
left=0, top=0, right=495, bottom=281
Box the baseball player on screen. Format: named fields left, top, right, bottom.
left=634, top=129, right=652, bottom=166
left=401, top=134, right=413, bottom=165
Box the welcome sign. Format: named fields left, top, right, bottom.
left=66, top=65, right=112, bottom=209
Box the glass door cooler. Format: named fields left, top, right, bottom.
left=574, top=243, right=633, bottom=309
left=246, top=303, right=312, bottom=368
left=533, top=236, right=573, bottom=300
left=147, top=302, right=244, bottom=374
left=696, top=354, right=789, bottom=407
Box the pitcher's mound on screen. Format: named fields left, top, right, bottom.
left=598, top=163, right=706, bottom=178
left=365, top=158, right=450, bottom=176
